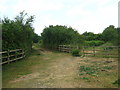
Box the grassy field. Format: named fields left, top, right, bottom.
left=2, top=47, right=118, bottom=88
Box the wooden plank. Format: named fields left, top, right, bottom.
left=9, top=57, right=23, bottom=62
left=2, top=56, right=8, bottom=59
left=1, top=61, right=9, bottom=64
left=17, top=52, right=25, bottom=55
left=1, top=49, right=25, bottom=65
left=1, top=56, right=24, bottom=65
left=84, top=46, right=120, bottom=48
left=9, top=49, right=22, bottom=52
left=85, top=52, right=94, bottom=54
left=1, top=52, right=24, bottom=59
left=0, top=51, right=7, bottom=54
left=94, top=49, right=118, bottom=51
left=9, top=54, right=16, bottom=57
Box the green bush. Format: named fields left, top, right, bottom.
left=71, top=49, right=80, bottom=56
left=101, top=42, right=113, bottom=46
left=84, top=40, right=105, bottom=46
left=41, top=25, right=84, bottom=50
left=2, top=11, right=35, bottom=54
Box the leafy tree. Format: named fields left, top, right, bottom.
left=116, top=28, right=120, bottom=46
left=2, top=11, right=35, bottom=53
left=82, top=31, right=103, bottom=41
left=41, top=25, right=84, bottom=49
left=102, top=25, right=117, bottom=42
left=84, top=40, right=105, bottom=46
left=82, top=31, right=95, bottom=41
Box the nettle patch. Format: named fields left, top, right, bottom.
left=79, top=65, right=113, bottom=81
left=79, top=66, right=98, bottom=76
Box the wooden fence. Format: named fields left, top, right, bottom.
left=58, top=45, right=79, bottom=53
left=58, top=45, right=119, bottom=58
left=0, top=49, right=25, bottom=65
left=82, top=46, right=119, bottom=58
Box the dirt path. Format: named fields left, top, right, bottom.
left=7, top=50, right=83, bottom=88
left=35, top=57, right=79, bottom=88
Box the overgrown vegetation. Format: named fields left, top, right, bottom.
left=79, top=66, right=98, bottom=76
left=71, top=49, right=80, bottom=56
left=84, top=40, right=105, bottom=46
left=102, top=25, right=118, bottom=44
left=78, top=58, right=118, bottom=87
left=41, top=25, right=84, bottom=49
left=79, top=65, right=114, bottom=77
left=82, top=25, right=119, bottom=46
left=2, top=11, right=40, bottom=54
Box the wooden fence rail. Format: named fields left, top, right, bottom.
left=58, top=45, right=119, bottom=58
left=0, top=49, right=25, bottom=65
left=58, top=45, right=79, bottom=53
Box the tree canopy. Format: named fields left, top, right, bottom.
left=81, top=25, right=120, bottom=46
left=2, top=11, right=35, bottom=53
left=41, top=25, right=84, bottom=49
left=102, top=25, right=117, bottom=42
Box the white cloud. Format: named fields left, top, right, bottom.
left=13, top=0, right=64, bottom=13
left=0, top=0, right=119, bottom=34
left=33, top=15, right=59, bottom=34
left=64, top=0, right=118, bottom=34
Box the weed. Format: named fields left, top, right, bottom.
left=79, top=73, right=85, bottom=75
left=83, top=60, right=89, bottom=62
left=80, top=77, right=91, bottom=82
left=113, top=79, right=120, bottom=85
left=80, top=66, right=92, bottom=72
left=102, top=66, right=112, bottom=70
left=71, top=49, right=80, bottom=56
left=79, top=66, right=98, bottom=76
left=86, top=71, right=96, bottom=75
left=80, top=77, right=90, bottom=80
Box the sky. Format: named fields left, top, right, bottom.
left=0, top=0, right=119, bottom=35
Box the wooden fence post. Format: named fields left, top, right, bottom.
left=118, top=46, right=120, bottom=59
left=23, top=49, right=25, bottom=58
left=93, top=46, right=95, bottom=56
left=77, top=46, right=78, bottom=49
left=108, top=47, right=109, bottom=57
left=69, top=45, right=71, bottom=53
left=15, top=50, right=17, bottom=61
left=21, top=49, right=23, bottom=58
left=7, top=49, right=10, bottom=64
left=60, top=45, right=61, bottom=51
left=83, top=46, right=85, bottom=57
